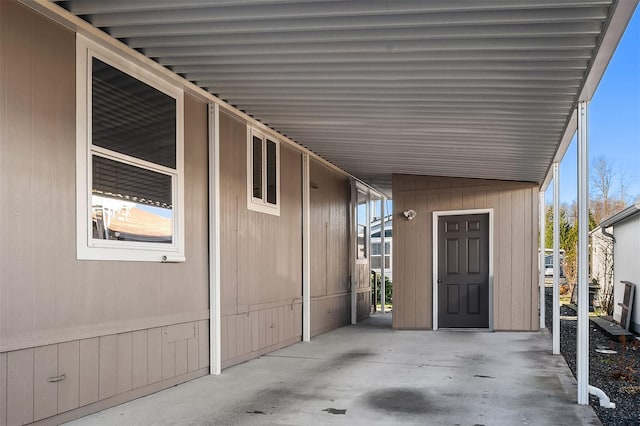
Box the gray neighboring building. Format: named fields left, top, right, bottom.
left=600, top=202, right=640, bottom=332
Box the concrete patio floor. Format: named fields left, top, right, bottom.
left=67, top=313, right=601, bottom=426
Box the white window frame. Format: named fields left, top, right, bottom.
left=246, top=127, right=280, bottom=216
left=76, top=35, right=185, bottom=262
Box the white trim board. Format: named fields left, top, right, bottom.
left=432, top=209, right=494, bottom=331
left=208, top=103, right=222, bottom=375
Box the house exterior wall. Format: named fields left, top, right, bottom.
left=392, top=174, right=539, bottom=330
left=0, top=3, right=211, bottom=424
left=0, top=1, right=367, bottom=423
left=218, top=111, right=304, bottom=368
left=612, top=215, right=640, bottom=332
left=309, top=160, right=351, bottom=336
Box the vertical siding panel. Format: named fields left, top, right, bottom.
left=116, top=333, right=133, bottom=394
left=175, top=340, right=188, bottom=376
left=78, top=338, right=99, bottom=406
left=451, top=191, right=463, bottom=210
left=511, top=189, right=525, bottom=330
left=258, top=310, right=267, bottom=349
left=415, top=193, right=430, bottom=328
left=295, top=303, right=302, bottom=337
left=475, top=191, right=487, bottom=209
left=532, top=189, right=541, bottom=329
left=498, top=191, right=513, bottom=330
left=132, top=330, right=148, bottom=389
left=220, top=316, right=229, bottom=363
left=486, top=191, right=501, bottom=330
left=264, top=309, right=273, bottom=347
left=405, top=192, right=417, bottom=328
left=278, top=306, right=285, bottom=343
left=161, top=327, right=176, bottom=380
left=0, top=352, right=6, bottom=426
left=187, top=332, right=199, bottom=373
left=462, top=191, right=475, bottom=210
left=147, top=327, right=162, bottom=384
left=243, top=315, right=252, bottom=355
left=234, top=316, right=244, bottom=357
left=198, top=320, right=209, bottom=369
left=7, top=349, right=34, bottom=425
left=226, top=316, right=237, bottom=360
left=58, top=340, right=80, bottom=413
left=273, top=307, right=279, bottom=345
left=251, top=311, right=260, bottom=352
left=99, top=335, right=117, bottom=400
left=34, top=345, right=57, bottom=421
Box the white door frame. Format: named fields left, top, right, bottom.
left=432, top=208, right=494, bottom=331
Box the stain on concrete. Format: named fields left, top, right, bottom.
left=473, top=375, right=495, bottom=379
left=246, top=410, right=266, bottom=414
left=322, top=408, right=347, bottom=415
left=363, top=388, right=432, bottom=414
left=335, top=349, right=374, bottom=361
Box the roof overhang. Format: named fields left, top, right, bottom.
left=600, top=201, right=640, bottom=228
left=24, top=0, right=639, bottom=196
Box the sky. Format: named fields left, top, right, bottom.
left=546, top=7, right=640, bottom=205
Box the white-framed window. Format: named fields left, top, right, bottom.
left=76, top=35, right=185, bottom=262
left=246, top=127, right=280, bottom=216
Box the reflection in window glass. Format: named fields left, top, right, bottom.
left=92, top=196, right=173, bottom=243
left=357, top=197, right=367, bottom=259
left=371, top=243, right=381, bottom=256
left=92, top=155, right=173, bottom=243
left=357, top=225, right=366, bottom=259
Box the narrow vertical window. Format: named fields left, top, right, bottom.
left=247, top=128, right=280, bottom=215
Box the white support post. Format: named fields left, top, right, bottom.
left=350, top=180, right=357, bottom=325
left=380, top=198, right=386, bottom=314
left=539, top=191, right=546, bottom=329
left=577, top=101, right=589, bottom=405
left=365, top=192, right=371, bottom=316
left=208, top=103, right=221, bottom=375
left=553, top=162, right=560, bottom=355
left=302, top=153, right=311, bottom=342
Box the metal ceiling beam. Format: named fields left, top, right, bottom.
left=126, top=22, right=603, bottom=48
left=159, top=50, right=595, bottom=66
left=143, top=37, right=597, bottom=57
left=106, top=8, right=608, bottom=38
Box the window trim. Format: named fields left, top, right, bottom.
left=76, top=35, right=185, bottom=262
left=246, top=127, right=280, bottom=216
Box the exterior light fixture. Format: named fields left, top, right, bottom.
left=403, top=209, right=417, bottom=220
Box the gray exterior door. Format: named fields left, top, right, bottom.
left=437, top=214, right=489, bottom=328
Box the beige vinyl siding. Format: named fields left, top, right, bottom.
left=0, top=0, right=210, bottom=352
left=0, top=2, right=210, bottom=423
left=309, top=159, right=351, bottom=336
left=0, top=321, right=209, bottom=426
left=392, top=174, right=539, bottom=330
left=219, top=110, right=303, bottom=368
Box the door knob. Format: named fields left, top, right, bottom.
left=437, top=279, right=443, bottom=283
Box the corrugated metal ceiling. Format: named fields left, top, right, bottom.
left=55, top=0, right=633, bottom=195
